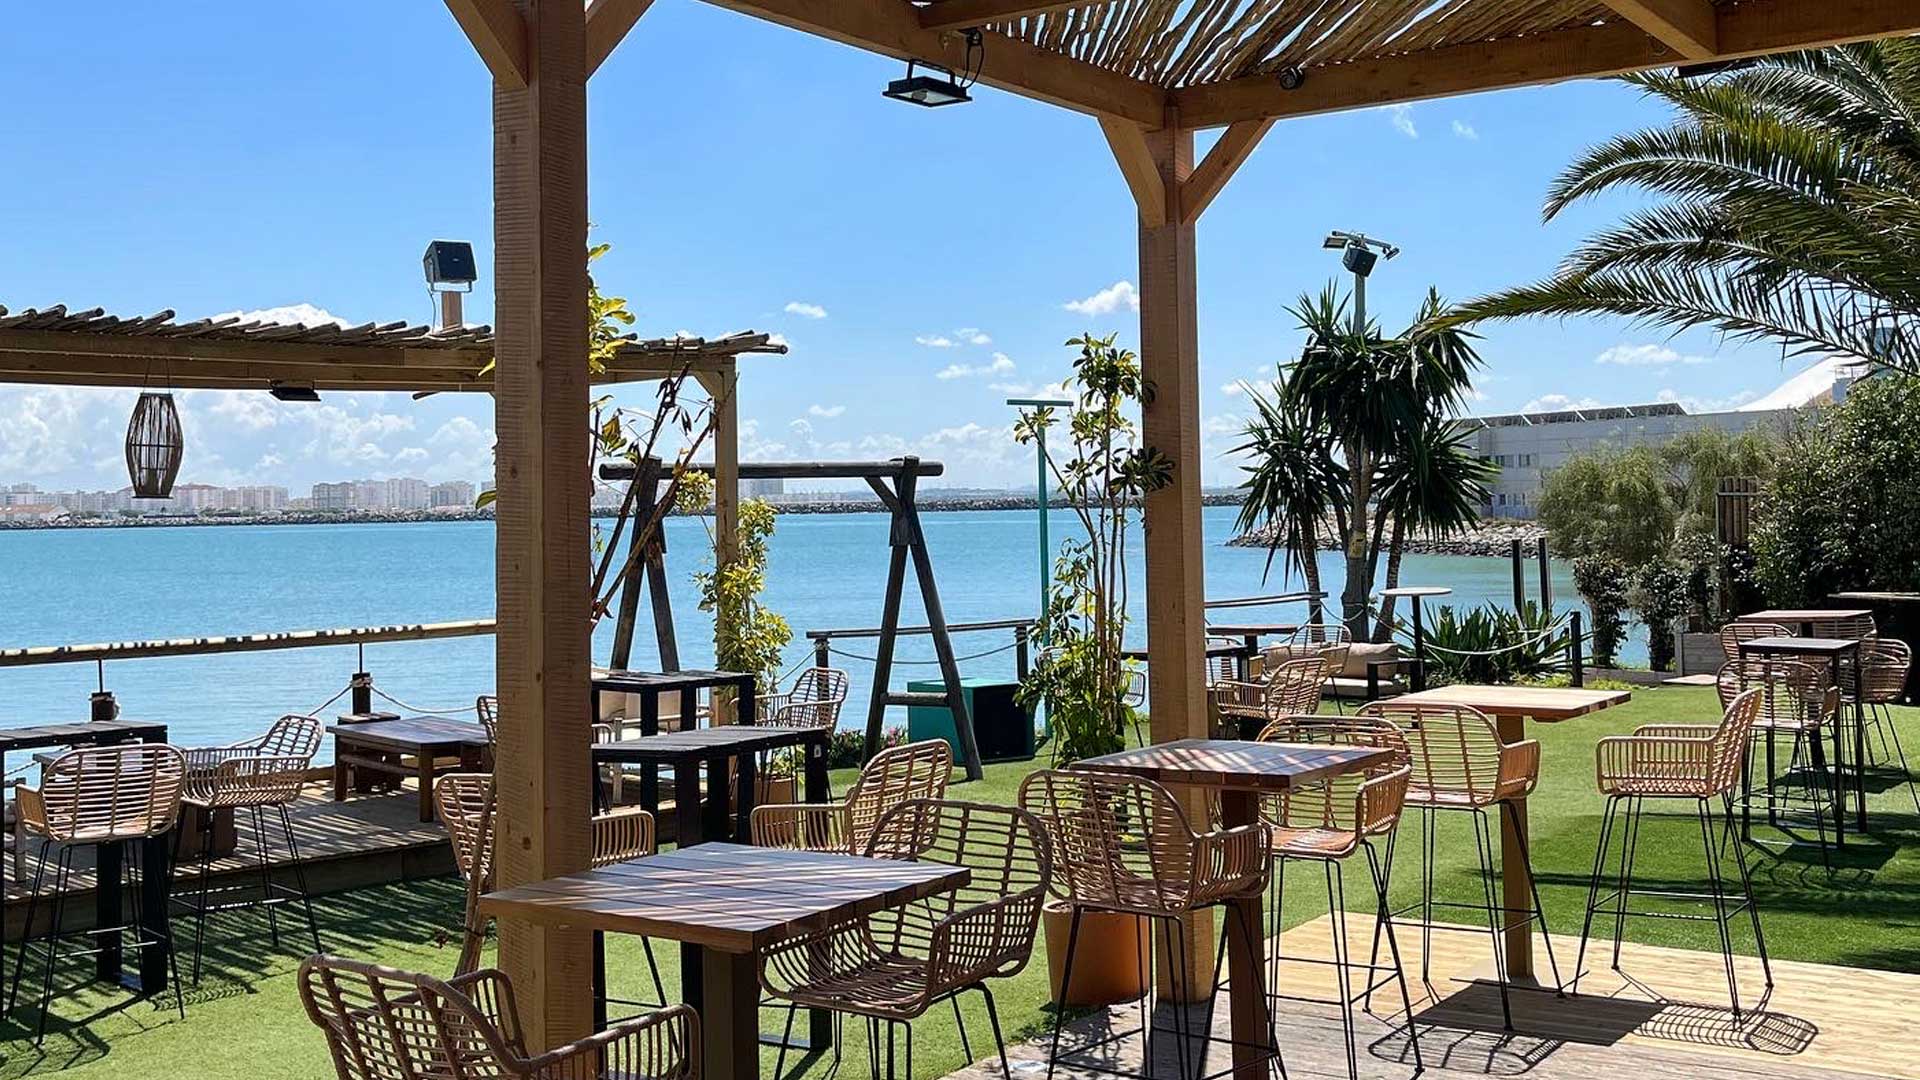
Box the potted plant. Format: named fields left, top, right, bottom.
left=1014, top=333, right=1169, bottom=1007
left=756, top=747, right=798, bottom=806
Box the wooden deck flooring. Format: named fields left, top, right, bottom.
left=950, top=912, right=1916, bottom=1080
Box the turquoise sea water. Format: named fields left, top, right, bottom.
left=0, top=508, right=1601, bottom=755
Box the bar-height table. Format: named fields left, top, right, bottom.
left=1386, top=684, right=1631, bottom=980
left=1072, top=738, right=1393, bottom=1080
left=592, top=668, right=758, bottom=807
left=1739, top=608, right=1875, bottom=637
left=481, top=843, right=969, bottom=1080
left=1736, top=634, right=1867, bottom=838
left=591, top=724, right=831, bottom=841
left=327, top=716, right=491, bottom=821
left=1, top=719, right=171, bottom=993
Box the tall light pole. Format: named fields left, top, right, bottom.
left=1322, top=230, right=1400, bottom=333
left=1007, top=396, right=1071, bottom=645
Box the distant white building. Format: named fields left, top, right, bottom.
left=740, top=477, right=783, bottom=500
left=1464, top=356, right=1867, bottom=519
left=429, top=480, right=475, bottom=508
left=384, top=477, right=431, bottom=510
left=312, top=482, right=353, bottom=511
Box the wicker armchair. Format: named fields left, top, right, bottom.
left=1809, top=612, right=1876, bottom=640
left=760, top=667, right=851, bottom=730
left=178, top=713, right=325, bottom=982
left=477, top=694, right=498, bottom=746
left=1849, top=639, right=1920, bottom=808
left=12, top=744, right=187, bottom=1040
left=752, top=738, right=951, bottom=854
left=1577, top=688, right=1771, bottom=1015
left=435, top=773, right=666, bottom=1005
left=1289, top=622, right=1354, bottom=677
left=1357, top=700, right=1554, bottom=1028
left=299, top=955, right=698, bottom=1080
left=760, top=799, right=1049, bottom=1080
left=1213, top=656, right=1327, bottom=739
left=1717, top=657, right=1839, bottom=866
left=1252, top=715, right=1419, bottom=1080
left=1721, top=621, right=1790, bottom=661
left=1020, top=768, right=1267, bottom=1080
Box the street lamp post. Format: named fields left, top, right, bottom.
left=1322, top=230, right=1400, bottom=333
left=1007, top=397, right=1071, bottom=645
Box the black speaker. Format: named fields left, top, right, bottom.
left=970, top=681, right=1036, bottom=762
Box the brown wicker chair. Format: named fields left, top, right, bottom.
left=1721, top=621, right=1791, bottom=662
left=1718, top=658, right=1840, bottom=868
left=476, top=694, right=498, bottom=746
left=1849, top=639, right=1920, bottom=809
left=178, top=713, right=325, bottom=983
left=751, top=738, right=951, bottom=854
left=1253, top=715, right=1419, bottom=1080
left=434, top=773, right=666, bottom=1008
left=1808, top=612, right=1876, bottom=640
left=760, top=799, right=1049, bottom=1080
left=1019, top=768, right=1268, bottom=1080
left=1357, top=700, right=1557, bottom=1028
left=761, top=667, right=851, bottom=730
left=298, top=955, right=698, bottom=1080
left=10, top=743, right=188, bottom=1040
left=1211, top=655, right=1327, bottom=739
left=1577, top=687, right=1771, bottom=1016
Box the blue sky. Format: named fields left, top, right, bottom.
left=0, top=2, right=1813, bottom=494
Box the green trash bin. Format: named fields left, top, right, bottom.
left=906, top=677, right=1035, bottom=763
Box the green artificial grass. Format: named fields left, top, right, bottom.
left=8, top=685, right=1919, bottom=1079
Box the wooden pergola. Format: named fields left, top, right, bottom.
left=440, top=0, right=1920, bottom=1049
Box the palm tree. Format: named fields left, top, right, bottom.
left=1238, top=284, right=1488, bottom=640
left=1453, top=41, right=1920, bottom=369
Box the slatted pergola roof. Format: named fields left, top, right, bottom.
left=0, top=303, right=785, bottom=393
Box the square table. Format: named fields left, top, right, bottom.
left=593, top=669, right=758, bottom=807
left=1072, top=738, right=1394, bottom=1080
left=592, top=724, right=831, bottom=843
left=1739, top=608, right=1875, bottom=637
left=327, top=716, right=490, bottom=821
left=480, top=842, right=970, bottom=1080
left=1735, top=635, right=1867, bottom=839
left=0, top=719, right=171, bottom=994
left=1387, top=684, right=1631, bottom=980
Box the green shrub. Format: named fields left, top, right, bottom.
left=1571, top=555, right=1630, bottom=668
left=1424, top=601, right=1570, bottom=685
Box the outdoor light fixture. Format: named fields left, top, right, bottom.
left=1276, top=65, right=1305, bottom=90
left=423, top=238, right=478, bottom=331
left=125, top=391, right=183, bottom=499
left=1322, top=230, right=1401, bottom=333
left=269, top=380, right=322, bottom=403
left=884, top=29, right=983, bottom=107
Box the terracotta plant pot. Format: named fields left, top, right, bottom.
left=756, top=774, right=796, bottom=806
left=1043, top=901, right=1151, bottom=1006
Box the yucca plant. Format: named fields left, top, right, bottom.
left=1455, top=41, right=1920, bottom=370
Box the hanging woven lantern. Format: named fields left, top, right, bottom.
left=125, top=391, right=183, bottom=498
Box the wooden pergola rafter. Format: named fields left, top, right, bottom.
left=442, top=0, right=1920, bottom=1058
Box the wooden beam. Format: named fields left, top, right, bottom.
left=1600, top=0, right=1717, bottom=60
left=1100, top=118, right=1167, bottom=228
left=586, top=0, right=655, bottom=76
left=1179, top=117, right=1272, bottom=225
left=695, top=0, right=1166, bottom=126
left=491, top=0, right=594, bottom=1052
left=445, top=0, right=529, bottom=88
left=918, top=0, right=1080, bottom=32
left=1171, top=0, right=1920, bottom=128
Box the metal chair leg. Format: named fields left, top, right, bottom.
left=1696, top=798, right=1743, bottom=1018
left=35, top=846, right=74, bottom=1045
left=1722, top=792, right=1773, bottom=992
left=1611, top=797, right=1644, bottom=971
left=1503, top=798, right=1565, bottom=995
left=1468, top=808, right=1513, bottom=1030
left=1364, top=841, right=1422, bottom=1073
left=276, top=805, right=323, bottom=954
left=1574, top=796, right=1620, bottom=995
left=979, top=984, right=1013, bottom=1080
left=191, top=807, right=215, bottom=983
left=1880, top=703, right=1920, bottom=814
left=1045, top=906, right=1084, bottom=1080
left=1324, top=860, right=1358, bottom=1080
left=8, top=838, right=49, bottom=1016
left=252, top=807, right=280, bottom=947
left=774, top=1001, right=800, bottom=1080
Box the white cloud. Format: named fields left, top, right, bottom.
left=1595, top=343, right=1712, bottom=367
left=1519, top=393, right=1606, bottom=413
left=807, top=403, right=846, bottom=418
left=1654, top=387, right=1760, bottom=413
left=1451, top=119, right=1478, bottom=140
left=1387, top=104, right=1417, bottom=138
left=208, top=303, right=351, bottom=327
left=1064, top=281, right=1140, bottom=316
left=1221, top=382, right=1246, bottom=397
left=936, top=352, right=1017, bottom=380
left=956, top=328, right=992, bottom=346
left=916, top=334, right=957, bottom=348
left=765, top=333, right=791, bottom=349
left=783, top=301, right=827, bottom=319
left=201, top=391, right=280, bottom=432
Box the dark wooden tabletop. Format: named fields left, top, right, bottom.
left=1377, top=586, right=1453, bottom=599
left=1737, top=635, right=1861, bottom=656
left=1205, top=623, right=1301, bottom=637
left=1123, top=642, right=1252, bottom=661
left=591, top=724, right=828, bottom=763
left=478, top=842, right=970, bottom=951
left=1073, top=738, right=1391, bottom=792
left=1739, top=609, right=1873, bottom=624
left=326, top=716, right=490, bottom=750
left=0, top=719, right=168, bottom=753
left=593, top=669, right=756, bottom=693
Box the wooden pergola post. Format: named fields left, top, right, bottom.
left=487, top=0, right=595, bottom=1051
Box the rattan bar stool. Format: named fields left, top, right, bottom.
left=752, top=738, right=951, bottom=854
left=1288, top=624, right=1355, bottom=713
left=1211, top=656, right=1328, bottom=740
left=760, top=799, right=1049, bottom=1080
left=9, top=743, right=187, bottom=1042
left=1719, top=658, right=1839, bottom=870
left=299, top=955, right=698, bottom=1080
left=1848, top=639, right=1920, bottom=810
left=1721, top=621, right=1791, bottom=662
left=1357, top=700, right=1561, bottom=1030
left=1576, top=687, right=1772, bottom=1016
left=1020, top=768, right=1271, bottom=1080
left=176, top=713, right=323, bottom=983
left=434, top=773, right=668, bottom=1013
left=1252, top=715, right=1420, bottom=1080
left=761, top=667, right=851, bottom=730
